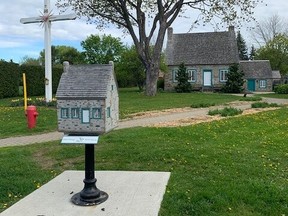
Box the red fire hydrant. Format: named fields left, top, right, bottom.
left=26, top=105, right=38, bottom=129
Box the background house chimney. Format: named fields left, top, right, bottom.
left=228, top=26, right=235, bottom=32
left=167, top=27, right=173, bottom=41
left=63, top=61, right=69, bottom=73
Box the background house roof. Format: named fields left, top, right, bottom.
left=56, top=63, right=114, bottom=99
left=272, top=70, right=281, bottom=79
left=166, top=27, right=239, bottom=66
left=239, top=60, right=273, bottom=79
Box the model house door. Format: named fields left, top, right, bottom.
left=203, top=71, right=212, bottom=86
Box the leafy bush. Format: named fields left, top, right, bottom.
left=274, top=84, right=288, bottom=94
left=251, top=102, right=279, bottom=108
left=10, top=97, right=57, bottom=107
left=0, top=61, right=19, bottom=98
left=208, top=107, right=243, bottom=117
left=191, top=103, right=215, bottom=108
left=239, top=96, right=262, bottom=101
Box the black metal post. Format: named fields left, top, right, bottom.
left=71, top=144, right=108, bottom=206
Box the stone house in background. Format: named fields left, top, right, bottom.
left=56, top=61, right=119, bottom=135
left=239, top=60, right=280, bottom=92
left=164, top=27, right=280, bottom=92
left=165, top=26, right=239, bottom=91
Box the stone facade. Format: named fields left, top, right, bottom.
left=165, top=65, right=230, bottom=91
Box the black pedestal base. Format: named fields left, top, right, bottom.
left=71, top=190, right=108, bottom=206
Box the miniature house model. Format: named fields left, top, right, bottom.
left=56, top=61, right=119, bottom=135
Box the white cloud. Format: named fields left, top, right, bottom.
left=1, top=0, right=288, bottom=62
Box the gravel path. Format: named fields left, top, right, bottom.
left=1, top=96, right=288, bottom=148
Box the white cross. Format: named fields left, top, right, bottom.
left=20, top=0, right=76, bottom=102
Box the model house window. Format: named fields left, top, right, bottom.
left=71, top=108, right=79, bottom=119
left=82, top=109, right=90, bottom=123
left=259, top=80, right=267, bottom=88
left=187, top=69, right=197, bottom=82
left=219, top=69, right=229, bottom=82
left=61, top=108, right=69, bottom=119
left=107, top=107, right=111, bottom=118
left=92, top=108, right=101, bottom=119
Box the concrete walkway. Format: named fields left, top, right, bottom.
left=1, top=96, right=287, bottom=148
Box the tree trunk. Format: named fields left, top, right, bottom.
left=145, top=60, right=160, bottom=96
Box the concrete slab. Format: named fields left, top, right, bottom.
left=1, top=171, right=170, bottom=216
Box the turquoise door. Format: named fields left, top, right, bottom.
left=247, top=79, right=256, bottom=91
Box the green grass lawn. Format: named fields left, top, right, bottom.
left=0, top=107, right=57, bottom=138
left=260, top=93, right=288, bottom=99
left=1, top=108, right=287, bottom=215
left=0, top=89, right=241, bottom=138
left=119, top=88, right=241, bottom=118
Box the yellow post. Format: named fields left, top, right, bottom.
left=23, top=73, right=27, bottom=111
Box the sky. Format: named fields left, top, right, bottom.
left=0, top=0, right=287, bottom=63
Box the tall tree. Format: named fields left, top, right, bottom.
left=40, top=45, right=84, bottom=65
left=249, top=45, right=256, bottom=60
left=175, top=62, right=192, bottom=93
left=116, top=46, right=145, bottom=90
left=221, top=64, right=244, bottom=93
left=255, top=34, right=288, bottom=76
left=20, top=56, right=41, bottom=65
left=236, top=31, right=249, bottom=60
left=57, top=0, right=262, bottom=96
left=81, top=34, right=125, bottom=64
left=252, top=14, right=288, bottom=46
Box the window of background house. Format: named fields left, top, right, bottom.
left=219, top=69, right=229, bottom=82
left=187, top=69, right=197, bottom=82
left=259, top=80, right=267, bottom=88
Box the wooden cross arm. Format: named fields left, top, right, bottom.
left=20, top=17, right=43, bottom=24
left=20, top=14, right=76, bottom=24
left=49, top=14, right=77, bottom=22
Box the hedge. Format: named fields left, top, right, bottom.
left=0, top=61, right=19, bottom=98
left=20, top=65, right=63, bottom=96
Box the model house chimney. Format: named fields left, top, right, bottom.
left=63, top=61, right=70, bottom=73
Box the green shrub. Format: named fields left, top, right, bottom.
left=274, top=84, right=288, bottom=94
left=0, top=61, right=19, bottom=98
left=10, top=97, right=56, bottom=107
left=221, top=64, right=245, bottom=93
left=239, top=96, right=262, bottom=101
left=208, top=107, right=243, bottom=117
left=175, top=63, right=192, bottom=93
left=208, top=109, right=221, bottom=116
left=251, top=102, right=279, bottom=108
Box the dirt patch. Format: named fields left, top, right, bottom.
left=126, top=107, right=192, bottom=120
left=150, top=107, right=279, bottom=127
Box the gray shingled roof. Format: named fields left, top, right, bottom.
left=56, top=64, right=114, bottom=99
left=239, top=60, right=273, bottom=79
left=272, top=70, right=281, bottom=79
left=166, top=28, right=239, bottom=65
